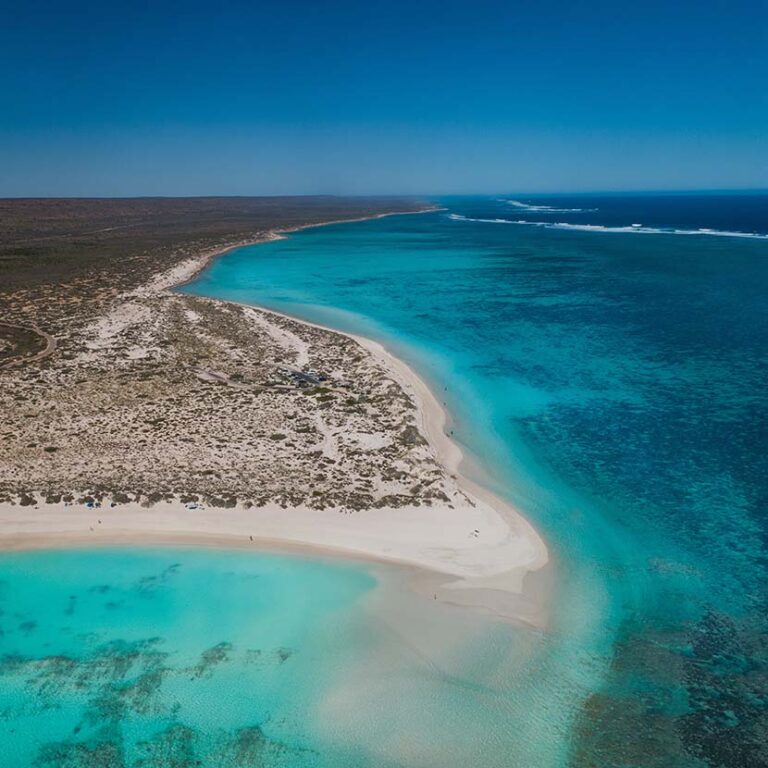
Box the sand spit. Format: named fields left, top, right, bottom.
left=0, top=211, right=548, bottom=626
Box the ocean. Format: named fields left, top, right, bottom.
left=4, top=193, right=766, bottom=766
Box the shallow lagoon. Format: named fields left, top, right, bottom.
left=0, top=548, right=373, bottom=767
left=0, top=547, right=549, bottom=768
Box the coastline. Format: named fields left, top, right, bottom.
left=171, top=205, right=446, bottom=293
left=219, top=300, right=552, bottom=623
left=0, top=207, right=550, bottom=627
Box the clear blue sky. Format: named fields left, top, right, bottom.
left=2, top=0, right=766, bottom=196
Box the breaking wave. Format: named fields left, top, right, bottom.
left=503, top=199, right=597, bottom=213
left=447, top=213, right=515, bottom=224
left=448, top=214, right=768, bottom=240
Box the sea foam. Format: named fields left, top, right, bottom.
left=503, top=199, right=597, bottom=213
left=449, top=214, right=768, bottom=239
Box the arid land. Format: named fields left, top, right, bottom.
left=0, top=197, right=548, bottom=624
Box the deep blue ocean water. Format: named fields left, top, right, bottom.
left=181, top=193, right=768, bottom=767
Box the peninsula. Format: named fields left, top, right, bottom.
left=0, top=197, right=548, bottom=625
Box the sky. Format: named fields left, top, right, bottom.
left=2, top=0, right=767, bottom=196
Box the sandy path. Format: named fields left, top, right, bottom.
left=0, top=321, right=57, bottom=369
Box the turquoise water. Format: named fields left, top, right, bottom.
left=0, top=548, right=541, bottom=767
left=179, top=194, right=768, bottom=767
left=0, top=548, right=372, bottom=767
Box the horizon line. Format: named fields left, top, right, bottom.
left=1, top=187, right=767, bottom=201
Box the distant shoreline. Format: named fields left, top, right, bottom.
left=172, top=205, right=445, bottom=292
